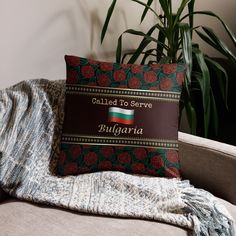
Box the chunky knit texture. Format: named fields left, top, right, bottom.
left=0, top=79, right=234, bottom=236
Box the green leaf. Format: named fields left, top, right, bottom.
left=140, top=49, right=166, bottom=64
left=199, top=27, right=236, bottom=64
left=128, top=24, right=159, bottom=64
left=173, top=0, right=191, bottom=27
left=121, top=51, right=136, bottom=63
left=159, top=0, right=170, bottom=19
left=130, top=0, right=163, bottom=23
left=181, top=11, right=236, bottom=47
left=180, top=79, right=197, bottom=134
left=122, top=29, right=166, bottom=45
left=141, top=0, right=154, bottom=23
left=128, top=38, right=152, bottom=63
left=205, top=57, right=228, bottom=108
left=187, top=0, right=195, bottom=37
left=156, top=30, right=166, bottom=62
left=171, top=16, right=180, bottom=62
left=186, top=104, right=197, bottom=135
left=193, top=47, right=211, bottom=137
left=158, top=56, right=172, bottom=63
left=116, top=34, right=122, bottom=63
left=140, top=52, right=151, bottom=65
left=101, top=0, right=117, bottom=43
left=210, top=89, right=219, bottom=135
left=184, top=96, right=197, bottom=135
left=116, top=28, right=168, bottom=63
left=179, top=23, right=192, bottom=85
left=195, top=29, right=219, bottom=52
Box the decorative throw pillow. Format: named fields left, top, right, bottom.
left=57, top=55, right=186, bottom=177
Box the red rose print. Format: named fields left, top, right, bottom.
left=114, top=70, right=126, bottom=81
left=88, top=59, right=98, bottom=65
left=144, top=71, right=157, bottom=83
left=166, top=167, right=180, bottom=178
left=131, top=65, right=142, bottom=74
left=70, top=145, right=81, bottom=159
left=134, top=148, right=146, bottom=160
left=162, top=64, right=177, bottom=75
left=149, top=86, right=159, bottom=90
left=128, top=77, right=141, bottom=89
left=84, top=152, right=98, bottom=166
left=117, top=152, right=131, bottom=164
left=150, top=156, right=164, bottom=169
left=83, top=145, right=91, bottom=148
left=67, top=56, right=80, bottom=67
left=100, top=62, right=113, bottom=71
left=118, top=84, right=127, bottom=88
left=160, top=78, right=172, bottom=91
left=115, top=146, right=125, bottom=150
left=67, top=70, right=77, bottom=84
left=101, top=147, right=114, bottom=158
left=147, top=148, right=157, bottom=153
left=81, top=65, right=95, bottom=79
left=79, top=167, right=90, bottom=174
left=147, top=169, right=157, bottom=176
left=176, top=72, right=185, bottom=85
left=88, top=81, right=97, bottom=86
left=121, top=64, right=131, bottom=69
left=113, top=165, right=126, bottom=172
left=167, top=150, right=178, bottom=163
left=97, top=74, right=110, bottom=87
left=99, top=160, right=113, bottom=170
left=58, top=151, right=66, bottom=165
left=131, top=163, right=145, bottom=173
left=64, top=163, right=78, bottom=175
left=150, top=64, right=161, bottom=70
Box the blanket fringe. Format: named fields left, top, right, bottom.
left=178, top=181, right=235, bottom=236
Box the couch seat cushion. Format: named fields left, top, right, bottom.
left=0, top=198, right=235, bottom=236
left=0, top=199, right=190, bottom=236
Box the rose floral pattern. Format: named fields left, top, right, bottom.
left=57, top=55, right=186, bottom=177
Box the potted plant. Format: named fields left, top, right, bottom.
left=101, top=0, right=236, bottom=138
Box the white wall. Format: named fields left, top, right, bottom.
left=186, top=0, right=236, bottom=57
left=0, top=0, right=235, bottom=88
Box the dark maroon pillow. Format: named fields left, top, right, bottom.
left=57, top=55, right=186, bottom=177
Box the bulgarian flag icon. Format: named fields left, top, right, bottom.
left=108, top=107, right=134, bottom=125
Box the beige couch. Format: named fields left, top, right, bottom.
left=0, top=132, right=235, bottom=236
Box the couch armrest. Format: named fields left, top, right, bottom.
left=178, top=132, right=236, bottom=205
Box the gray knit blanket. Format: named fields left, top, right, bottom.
left=0, top=79, right=234, bottom=236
